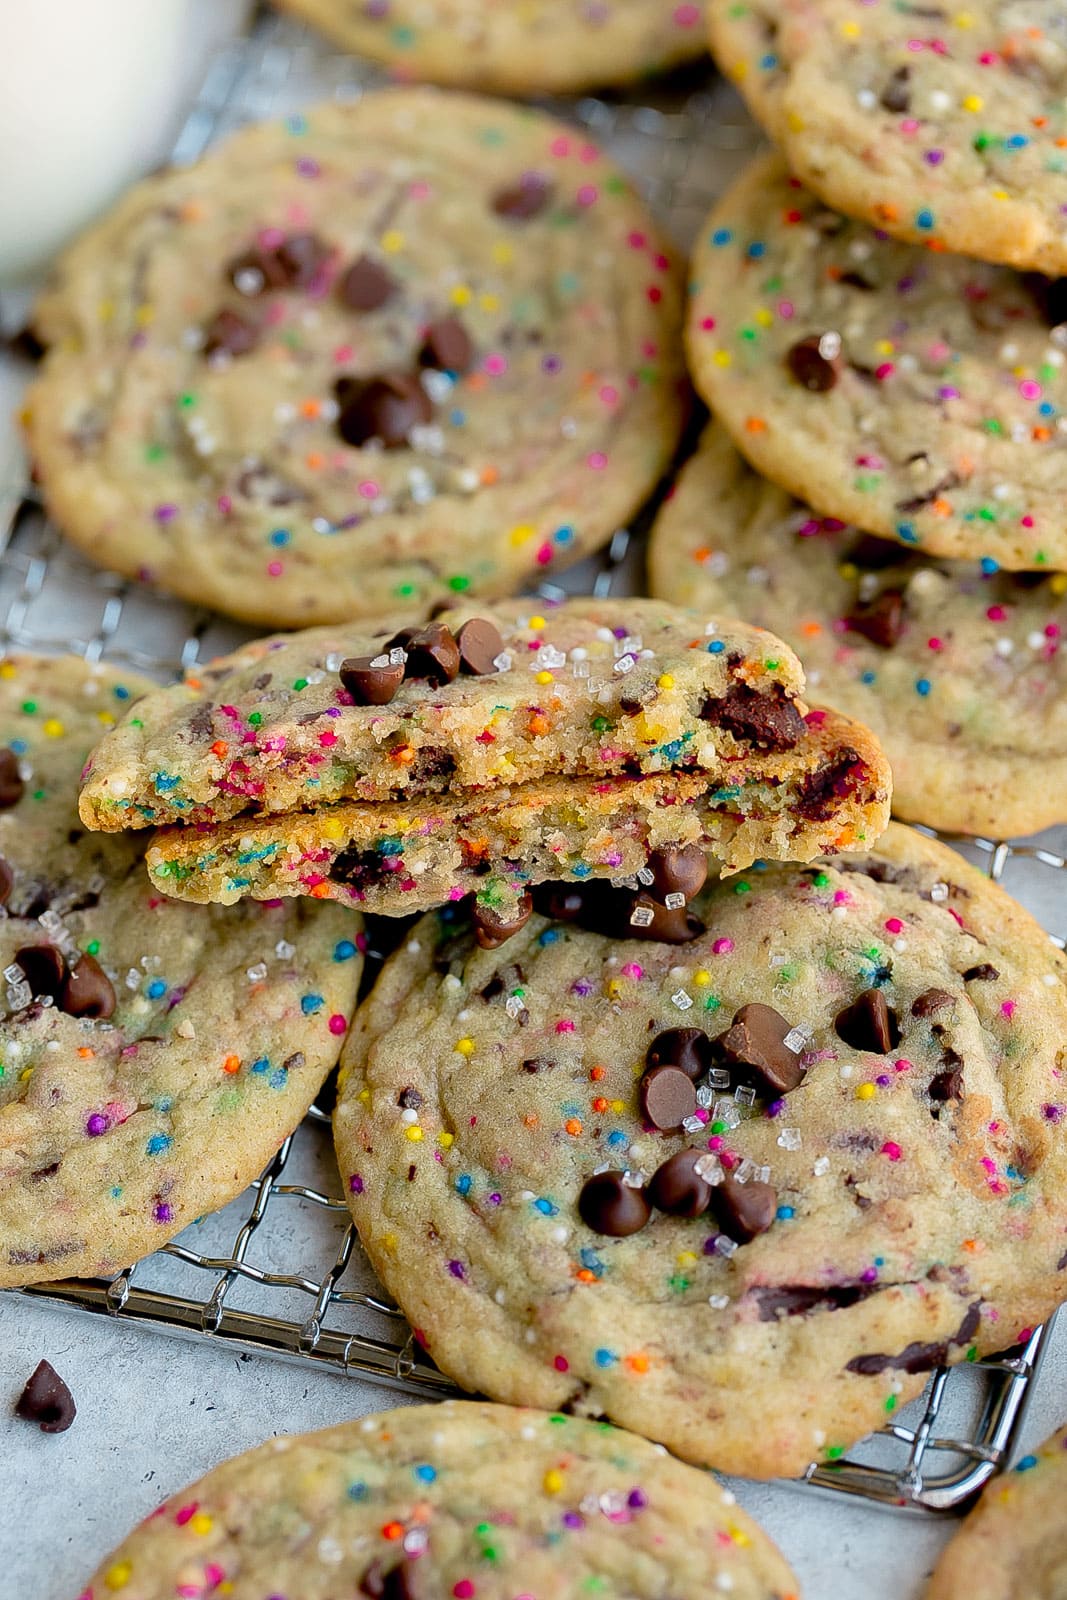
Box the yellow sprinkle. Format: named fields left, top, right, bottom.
left=437, top=1131, right=454, bottom=1148
left=535, top=670, right=555, bottom=685
left=676, top=1250, right=698, bottom=1266
left=479, top=293, right=499, bottom=312
left=610, top=1099, right=625, bottom=1114
left=961, top=94, right=983, bottom=112
left=527, top=615, right=546, bottom=629
left=1049, top=574, right=1067, bottom=596
left=694, top=970, right=711, bottom=987
left=449, top=284, right=473, bottom=307
left=321, top=816, right=346, bottom=841
left=840, top=19, right=860, bottom=34
left=754, top=308, right=773, bottom=328
left=786, top=110, right=806, bottom=132
left=837, top=561, right=859, bottom=581
left=543, top=1469, right=565, bottom=1493
left=105, top=1565, right=132, bottom=1591
left=657, top=673, right=675, bottom=690
left=875, top=340, right=894, bottom=357
left=606, top=978, right=622, bottom=999
left=190, top=1513, right=213, bottom=1536
left=0, top=663, right=14, bottom=678
left=991, top=189, right=1009, bottom=201
left=953, top=10, right=974, bottom=24
left=380, top=229, right=405, bottom=252
left=855, top=1082, right=877, bottom=1101
left=383, top=1232, right=397, bottom=1251
left=509, top=524, right=534, bottom=547
left=405, top=1125, right=424, bottom=1142
left=731, top=60, right=749, bottom=80
left=712, top=350, right=732, bottom=368
left=491, top=241, right=514, bottom=266
left=357, top=1087, right=371, bottom=1102
left=43, top=719, right=64, bottom=737
left=454, top=1038, right=475, bottom=1057
left=97, top=711, right=115, bottom=726
left=19, top=1066, right=33, bottom=1082
left=730, top=1527, right=751, bottom=1548
left=134, top=304, right=155, bottom=327
left=98, top=300, right=115, bottom=323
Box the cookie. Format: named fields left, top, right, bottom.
left=926, top=1424, right=1067, bottom=1600
left=649, top=424, right=1067, bottom=837
left=76, top=1400, right=799, bottom=1600
left=708, top=0, right=1067, bottom=275
left=276, top=0, right=708, bottom=96
left=686, top=154, right=1067, bottom=572
left=24, top=89, right=684, bottom=630
left=0, top=653, right=362, bottom=1288
left=79, top=597, right=841, bottom=830
left=336, top=822, right=1067, bottom=1479
left=144, top=700, right=890, bottom=911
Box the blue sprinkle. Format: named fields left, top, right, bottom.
left=776, top=1205, right=795, bottom=1220
left=861, top=670, right=877, bottom=685
left=533, top=1197, right=558, bottom=1216
left=606, top=1131, right=628, bottom=1148
left=711, top=227, right=733, bottom=247
left=154, top=1097, right=173, bottom=1113
left=1039, top=401, right=1055, bottom=417
left=895, top=521, right=919, bottom=544
left=746, top=241, right=766, bottom=259
left=980, top=556, right=1000, bottom=575
left=9, top=739, right=26, bottom=755
left=449, top=409, right=467, bottom=426
left=915, top=208, right=934, bottom=230
left=413, top=1464, right=437, bottom=1483
left=333, top=940, right=357, bottom=962
left=301, top=993, right=324, bottom=1015
left=571, top=862, right=592, bottom=878
left=539, top=929, right=561, bottom=946
left=285, top=113, right=308, bottom=134
left=759, top=51, right=778, bottom=68
left=114, top=686, right=131, bottom=701
left=1005, top=134, right=1028, bottom=149
left=268, top=1068, right=288, bottom=1089
left=250, top=1058, right=269, bottom=1075
left=707, top=639, right=726, bottom=654
left=347, top=1482, right=369, bottom=1501
left=915, top=678, right=932, bottom=697
left=269, top=528, right=290, bottom=546
left=579, top=1248, right=604, bottom=1277
left=455, top=1174, right=473, bottom=1196
left=152, top=772, right=181, bottom=793
left=594, top=1348, right=618, bottom=1368
left=145, top=978, right=167, bottom=1000
left=146, top=1133, right=172, bottom=1156
left=1016, top=1454, right=1039, bottom=1472
left=553, top=525, right=574, bottom=544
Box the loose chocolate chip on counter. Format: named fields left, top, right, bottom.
left=880, top=64, right=912, bottom=112
left=14, top=1360, right=76, bottom=1433
left=0, top=858, right=13, bottom=906
left=396, top=622, right=461, bottom=687
left=963, top=963, right=999, bottom=982
left=646, top=1026, right=713, bottom=1080
left=648, top=1149, right=714, bottom=1217
left=340, top=653, right=406, bottom=706
left=646, top=844, right=707, bottom=906
left=844, top=588, right=905, bottom=648
left=701, top=683, right=806, bottom=751
left=339, top=254, right=396, bottom=311
left=835, top=988, right=900, bottom=1053
left=578, top=1170, right=651, bottom=1237
left=473, top=894, right=533, bottom=951
left=786, top=333, right=841, bottom=392
left=715, top=1173, right=778, bottom=1243
left=335, top=372, right=434, bottom=449
left=456, top=617, right=505, bottom=675
left=639, top=1064, right=698, bottom=1131
left=203, top=308, right=260, bottom=360
left=15, top=943, right=67, bottom=1001
left=715, top=1003, right=805, bottom=1096
left=419, top=316, right=474, bottom=373
left=59, top=955, right=116, bottom=1020
left=911, top=988, right=955, bottom=1017
left=0, top=747, right=24, bottom=809
left=492, top=176, right=552, bottom=219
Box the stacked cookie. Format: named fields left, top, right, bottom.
left=651, top=2, right=1067, bottom=836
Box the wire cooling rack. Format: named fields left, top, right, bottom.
left=6, top=7, right=1067, bottom=1515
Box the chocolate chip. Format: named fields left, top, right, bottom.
left=0, top=748, right=24, bottom=809
left=880, top=64, right=911, bottom=113
left=645, top=1027, right=713, bottom=1080
left=963, top=963, right=999, bottom=982
left=752, top=1282, right=881, bottom=1320
left=839, top=270, right=875, bottom=292
left=340, top=654, right=406, bottom=706
left=5, top=324, right=46, bottom=362
left=626, top=893, right=705, bottom=944
left=203, top=307, right=259, bottom=359
left=639, top=1064, right=697, bottom=1131
left=834, top=989, right=899, bottom=1054
left=492, top=176, right=552, bottom=219
left=361, top=1560, right=421, bottom=1600
left=419, top=316, right=474, bottom=373
left=14, top=1360, right=76, bottom=1433
left=786, top=334, right=840, bottom=392
left=845, top=1305, right=982, bottom=1377
left=397, top=622, right=461, bottom=687
left=473, top=894, right=533, bottom=950
left=522, top=1056, right=554, bottom=1073
left=0, top=858, right=13, bottom=906
left=398, top=1087, right=423, bottom=1109
left=578, top=1171, right=651, bottom=1237
left=15, top=943, right=67, bottom=1001
left=59, top=955, right=116, bottom=1020
left=530, top=883, right=588, bottom=922
left=911, top=988, right=955, bottom=1017
left=845, top=588, right=905, bottom=648
left=646, top=844, right=707, bottom=906
left=339, top=254, right=396, bottom=311
left=275, top=231, right=330, bottom=287
left=226, top=244, right=289, bottom=295
left=797, top=748, right=864, bottom=821
left=715, top=1003, right=804, bottom=1096
left=701, top=683, right=806, bottom=751
left=648, top=1149, right=714, bottom=1217
left=335, top=373, right=433, bottom=448
left=715, top=1173, right=778, bottom=1243
left=929, top=1061, right=964, bottom=1102
left=456, top=617, right=505, bottom=676
left=848, top=534, right=904, bottom=570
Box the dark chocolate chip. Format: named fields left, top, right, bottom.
left=0, top=748, right=24, bottom=809
left=456, top=617, right=505, bottom=675
left=577, top=1170, right=651, bottom=1237
left=361, top=1560, right=421, bottom=1600
left=0, top=858, right=13, bottom=906
left=639, top=1064, right=697, bottom=1131
left=845, top=589, right=905, bottom=648
left=203, top=308, right=259, bottom=359
left=797, top=748, right=864, bottom=822
left=625, top=893, right=705, bottom=944
left=835, top=988, right=899, bottom=1054
left=492, top=177, right=552, bottom=219
left=5, top=324, right=46, bottom=362
left=911, top=988, right=955, bottom=1017
left=646, top=844, right=707, bottom=905
left=752, top=1283, right=882, bottom=1319
left=226, top=244, right=289, bottom=295
left=839, top=270, right=875, bottom=292
left=880, top=64, right=911, bottom=113
left=275, top=231, right=330, bottom=287
left=59, top=955, right=116, bottom=1020
left=522, top=1056, right=554, bottom=1073
left=715, top=1173, right=778, bottom=1243
left=645, top=1027, right=713, bottom=1080
left=15, top=943, right=67, bottom=1001
left=648, top=1149, right=714, bottom=1217
left=786, top=334, right=840, bottom=392
left=847, top=534, right=905, bottom=570
left=530, top=883, right=588, bottom=922
left=398, top=1087, right=423, bottom=1109
left=14, top=1360, right=76, bottom=1433
left=399, top=622, right=461, bottom=687
left=715, top=1003, right=804, bottom=1096
left=339, top=254, right=396, bottom=311
left=473, top=894, right=533, bottom=950
left=963, top=963, right=999, bottom=982
left=929, top=1062, right=964, bottom=1102
left=335, top=373, right=433, bottom=448
left=701, top=683, right=806, bottom=751
left=420, top=316, right=474, bottom=373
left=340, top=654, right=406, bottom=706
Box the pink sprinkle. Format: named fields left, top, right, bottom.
left=880, top=1141, right=903, bottom=1161
left=599, top=385, right=618, bottom=405
left=555, top=1019, right=576, bottom=1033
left=217, top=495, right=232, bottom=515
left=833, top=890, right=852, bottom=906
left=647, top=285, right=662, bottom=304
left=267, top=560, right=283, bottom=577
left=587, top=452, right=608, bottom=470
left=700, top=315, right=717, bottom=331
left=894, top=1058, right=913, bottom=1073
left=409, top=180, right=430, bottom=200
left=1001, top=1000, right=1016, bottom=1018
left=328, top=1013, right=347, bottom=1036
left=712, top=937, right=734, bottom=955
left=483, top=353, right=508, bottom=376
left=204, top=1566, right=225, bottom=1586
left=628, top=230, right=647, bottom=249
left=777, top=299, right=795, bottom=319
left=453, top=1583, right=476, bottom=1599
left=175, top=1503, right=198, bottom=1526
left=333, top=344, right=354, bottom=363
left=1047, top=623, right=1061, bottom=639
left=554, top=1354, right=569, bottom=1371
left=875, top=362, right=896, bottom=381
left=259, top=226, right=285, bottom=248
left=1021, top=514, right=1035, bottom=528
left=927, top=636, right=943, bottom=651
left=535, top=542, right=554, bottom=565
left=357, top=480, right=379, bottom=499
left=579, top=143, right=599, bottom=164
left=674, top=3, right=700, bottom=22
left=550, top=136, right=571, bottom=157
left=987, top=605, right=1007, bottom=621
left=318, top=730, right=338, bottom=747
left=900, top=118, right=920, bottom=134
left=884, top=917, right=904, bottom=933
left=1019, top=378, right=1042, bottom=400
left=980, top=1157, right=997, bottom=1175
left=576, top=184, right=598, bottom=206
left=620, top=962, right=643, bottom=979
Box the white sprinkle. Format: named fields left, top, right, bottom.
left=709, top=1293, right=730, bottom=1310
left=671, top=987, right=692, bottom=1010
left=246, top=962, right=267, bottom=983
left=856, top=88, right=876, bottom=109
left=125, top=968, right=142, bottom=991
left=629, top=905, right=654, bottom=927
left=682, top=1114, right=704, bottom=1134
left=493, top=652, right=512, bottom=673
left=733, top=1085, right=756, bottom=1108
left=695, top=1154, right=724, bottom=1185
left=893, top=938, right=908, bottom=953
left=818, top=330, right=842, bottom=360
left=1043, top=972, right=1060, bottom=987
left=929, top=881, right=949, bottom=902
left=665, top=892, right=686, bottom=911
left=441, top=974, right=462, bottom=992
left=782, top=1025, right=810, bottom=1054
left=994, top=638, right=1014, bottom=658
left=613, top=653, right=636, bottom=676
left=715, top=1236, right=738, bottom=1259
left=813, top=1155, right=831, bottom=1177
left=636, top=866, right=654, bottom=886
left=777, top=1126, right=802, bottom=1151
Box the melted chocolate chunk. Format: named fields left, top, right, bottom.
left=15, top=943, right=66, bottom=1001
left=335, top=372, right=433, bottom=449
left=963, top=963, right=999, bottom=982
left=419, top=316, right=474, bottom=373
left=848, top=533, right=906, bottom=570
left=397, top=1087, right=423, bottom=1109
left=340, top=654, right=406, bottom=706
left=0, top=748, right=24, bottom=809
left=844, top=589, right=905, bottom=648
left=929, top=1054, right=964, bottom=1103
left=639, top=1064, right=698, bottom=1131
left=14, top=1360, right=76, bottom=1433
left=701, top=683, right=805, bottom=751
left=455, top=617, right=505, bottom=676
left=645, top=843, right=707, bottom=905
left=339, top=254, right=396, bottom=311
left=329, top=844, right=379, bottom=892
left=492, top=176, right=552, bottom=219
left=834, top=989, right=899, bottom=1054
left=880, top=64, right=911, bottom=112
left=646, top=1027, right=713, bottom=1080
left=275, top=231, right=330, bottom=287
left=786, top=334, right=840, bottom=392
left=473, top=894, right=533, bottom=950
left=846, top=1304, right=980, bottom=1374
left=578, top=1171, right=651, bottom=1237
left=715, top=1174, right=777, bottom=1243
left=752, top=1282, right=881, bottom=1321
left=203, top=308, right=259, bottom=359
left=60, top=955, right=115, bottom=1020
left=648, top=1149, right=714, bottom=1217
left=798, top=749, right=864, bottom=821
left=715, top=1003, right=804, bottom=1096
left=911, top=988, right=955, bottom=1018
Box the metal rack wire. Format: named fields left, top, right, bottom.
left=6, top=9, right=1065, bottom=1514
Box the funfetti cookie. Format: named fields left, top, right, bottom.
left=926, top=1423, right=1067, bottom=1600
left=686, top=154, right=1067, bottom=573
left=24, top=89, right=684, bottom=631
left=76, top=1401, right=800, bottom=1600
left=336, top=823, right=1067, bottom=1479
left=0, top=653, right=362, bottom=1288
left=649, top=424, right=1067, bottom=838
left=276, top=0, right=708, bottom=96
left=708, top=0, right=1067, bottom=275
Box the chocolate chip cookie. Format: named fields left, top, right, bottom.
left=649, top=424, right=1067, bottom=837
left=0, top=653, right=362, bottom=1287
left=336, top=823, right=1067, bottom=1477
left=25, top=90, right=684, bottom=629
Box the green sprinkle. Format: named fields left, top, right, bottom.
left=144, top=443, right=167, bottom=462
left=884, top=1395, right=896, bottom=1413
left=813, top=871, right=830, bottom=887
left=130, top=718, right=144, bottom=729
left=981, top=417, right=1003, bottom=435
left=21, top=700, right=36, bottom=714
left=733, top=880, right=750, bottom=895
left=764, top=658, right=779, bottom=670
left=448, top=575, right=471, bottom=592
left=591, top=716, right=610, bottom=733
left=825, top=1445, right=845, bottom=1460
left=248, top=712, right=263, bottom=727
left=703, top=995, right=721, bottom=1012
left=177, top=393, right=197, bottom=409
left=292, top=678, right=309, bottom=691
left=394, top=583, right=416, bottom=597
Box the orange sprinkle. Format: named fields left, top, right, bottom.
left=692, top=546, right=712, bottom=564
left=528, top=714, right=550, bottom=736
left=390, top=745, right=416, bottom=765
left=523, top=1112, right=540, bottom=1128
left=185, top=677, right=202, bottom=691
left=381, top=1522, right=404, bottom=1542
left=179, top=201, right=204, bottom=222
left=591, top=1096, right=609, bottom=1113
left=210, top=740, right=228, bottom=759
left=575, top=1268, right=596, bottom=1283
left=77, top=1047, right=95, bottom=1059
left=744, top=415, right=767, bottom=433
left=1033, top=426, right=1052, bottom=442
left=300, top=399, right=321, bottom=419
left=564, top=1118, right=582, bottom=1136
left=590, top=1065, right=606, bottom=1081
left=305, top=452, right=325, bottom=470
left=875, top=201, right=899, bottom=223
left=222, top=1055, right=240, bottom=1075
left=480, top=465, right=499, bottom=485
left=931, top=497, right=953, bottom=516
left=625, top=1352, right=650, bottom=1374
left=800, top=621, right=822, bottom=638
left=310, top=884, right=332, bottom=898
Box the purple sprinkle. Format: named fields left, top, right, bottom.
left=765, top=1098, right=786, bottom=1118
left=571, top=979, right=594, bottom=996
left=542, top=354, right=562, bottom=374
left=703, top=1235, right=719, bottom=1255
left=562, top=1511, right=584, bottom=1529
left=349, top=1174, right=365, bottom=1194
left=447, top=1259, right=466, bottom=1280
left=153, top=1203, right=173, bottom=1223
left=154, top=504, right=178, bottom=523
left=861, top=1266, right=879, bottom=1284
left=875, top=1074, right=892, bottom=1088
left=86, top=1113, right=108, bottom=1137
left=938, top=385, right=961, bottom=400
left=924, top=149, right=944, bottom=165
left=129, top=331, right=148, bottom=349
left=365, top=0, right=388, bottom=14
left=627, top=1488, right=648, bottom=1509
left=488, top=1193, right=502, bottom=1206
left=166, top=987, right=187, bottom=1011
left=1042, top=1104, right=1065, bottom=1123
left=296, top=157, right=321, bottom=177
